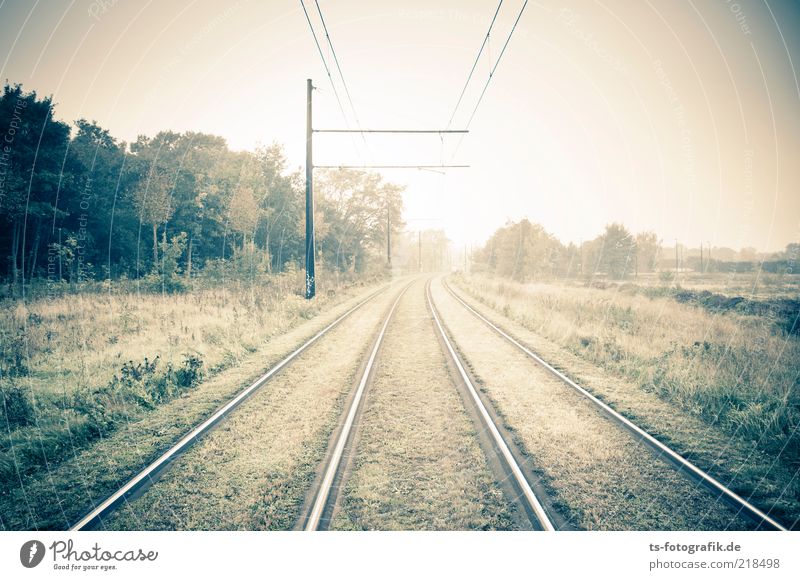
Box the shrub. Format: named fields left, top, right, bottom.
left=0, top=384, right=34, bottom=428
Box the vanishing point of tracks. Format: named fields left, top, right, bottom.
left=71, top=275, right=787, bottom=531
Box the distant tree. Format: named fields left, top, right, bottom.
left=482, top=219, right=562, bottom=281
left=598, top=223, right=636, bottom=279
left=316, top=169, right=405, bottom=273
left=739, top=246, right=757, bottom=262
left=131, top=165, right=175, bottom=269
left=635, top=231, right=661, bottom=274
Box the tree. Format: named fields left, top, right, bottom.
left=635, top=231, right=661, bottom=274
left=480, top=219, right=562, bottom=281
left=131, top=165, right=175, bottom=270
left=0, top=82, right=407, bottom=288
left=0, top=84, right=72, bottom=288
left=598, top=223, right=636, bottom=279
left=316, top=169, right=405, bottom=273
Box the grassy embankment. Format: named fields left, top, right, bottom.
left=452, top=273, right=799, bottom=526
left=0, top=271, right=384, bottom=529
left=453, top=273, right=800, bottom=464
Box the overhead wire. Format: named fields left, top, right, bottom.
left=299, top=0, right=351, bottom=130
left=450, top=0, right=529, bottom=160
left=446, top=1, right=504, bottom=129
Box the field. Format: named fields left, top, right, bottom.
left=635, top=270, right=800, bottom=300
left=452, top=272, right=800, bottom=479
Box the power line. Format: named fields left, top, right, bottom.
left=314, top=129, right=468, bottom=134
left=313, top=0, right=362, bottom=131
left=451, top=0, right=529, bottom=159
left=299, top=0, right=350, bottom=128
left=446, top=1, right=504, bottom=129
left=315, top=165, right=470, bottom=169
left=465, top=0, right=528, bottom=129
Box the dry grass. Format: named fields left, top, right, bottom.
left=636, top=271, right=800, bottom=300
left=0, top=272, right=328, bottom=399
left=330, top=280, right=515, bottom=531
left=0, top=275, right=386, bottom=530
left=454, top=273, right=800, bottom=463
left=451, top=273, right=800, bottom=528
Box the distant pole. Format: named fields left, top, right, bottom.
left=58, top=227, right=63, bottom=281
left=700, top=241, right=703, bottom=273
left=418, top=231, right=422, bottom=272
left=675, top=239, right=679, bottom=273
left=464, top=246, right=467, bottom=273
left=386, top=200, right=391, bottom=268
left=305, top=79, right=315, bottom=299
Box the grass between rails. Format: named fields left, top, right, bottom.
left=0, top=273, right=387, bottom=530
left=451, top=273, right=800, bottom=527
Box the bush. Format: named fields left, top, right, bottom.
left=173, top=354, right=204, bottom=390
left=0, top=384, right=34, bottom=428
left=107, top=354, right=204, bottom=409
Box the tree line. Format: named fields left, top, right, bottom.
left=0, top=83, right=404, bottom=293
left=474, top=218, right=799, bottom=281
left=474, top=219, right=660, bottom=281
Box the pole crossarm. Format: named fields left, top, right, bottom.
left=313, top=129, right=468, bottom=134
left=315, top=164, right=470, bottom=169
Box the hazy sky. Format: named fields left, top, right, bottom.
left=1, top=0, right=799, bottom=251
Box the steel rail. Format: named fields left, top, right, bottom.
left=442, top=277, right=787, bottom=531
left=304, top=282, right=413, bottom=531
left=427, top=281, right=555, bottom=531
left=70, top=283, right=392, bottom=531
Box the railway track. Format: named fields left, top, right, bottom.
left=69, top=283, right=394, bottom=531
left=300, top=281, right=413, bottom=530
left=440, top=276, right=787, bottom=532
left=426, top=280, right=556, bottom=531
left=302, top=278, right=556, bottom=531
left=70, top=273, right=784, bottom=532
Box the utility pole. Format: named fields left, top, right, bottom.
left=386, top=200, right=391, bottom=269
left=700, top=241, right=703, bottom=273
left=418, top=231, right=422, bottom=272
left=675, top=239, right=679, bottom=273
left=305, top=79, right=316, bottom=299
left=58, top=227, right=62, bottom=281
left=303, top=79, right=468, bottom=295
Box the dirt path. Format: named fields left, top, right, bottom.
left=430, top=277, right=753, bottom=530
left=329, top=279, right=517, bottom=530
